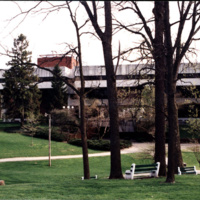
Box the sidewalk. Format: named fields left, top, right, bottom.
left=0, top=142, right=199, bottom=163
left=0, top=143, right=143, bottom=163
left=0, top=152, right=111, bottom=163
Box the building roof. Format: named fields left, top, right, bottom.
left=37, top=55, right=78, bottom=69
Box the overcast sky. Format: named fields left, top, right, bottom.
left=0, top=1, right=107, bottom=68
left=0, top=1, right=199, bottom=69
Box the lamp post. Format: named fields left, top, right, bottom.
left=45, top=113, right=51, bottom=167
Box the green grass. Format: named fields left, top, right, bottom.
left=0, top=131, right=103, bottom=158
left=0, top=153, right=200, bottom=200
left=182, top=151, right=200, bottom=168
left=1, top=126, right=200, bottom=199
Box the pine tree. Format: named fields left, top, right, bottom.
left=2, top=34, right=41, bottom=126
left=49, top=65, right=68, bottom=110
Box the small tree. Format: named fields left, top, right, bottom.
left=117, top=86, right=155, bottom=137
left=22, top=112, right=40, bottom=146
left=193, top=145, right=200, bottom=167
left=49, top=65, right=68, bottom=110
left=2, top=34, right=41, bottom=126
left=51, top=108, right=79, bottom=136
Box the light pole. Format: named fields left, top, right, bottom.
left=45, top=113, right=51, bottom=167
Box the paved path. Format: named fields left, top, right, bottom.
left=0, top=153, right=111, bottom=163
left=0, top=142, right=147, bottom=163
left=0, top=142, right=199, bottom=163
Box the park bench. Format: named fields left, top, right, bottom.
left=82, top=175, right=97, bottom=180
left=125, top=163, right=135, bottom=179
left=178, top=166, right=197, bottom=175
left=125, top=162, right=160, bottom=179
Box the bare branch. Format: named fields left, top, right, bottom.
left=81, top=1, right=104, bottom=39
left=6, top=1, right=43, bottom=35
left=131, top=1, right=154, bottom=45
left=114, top=18, right=153, bottom=53
left=114, top=41, right=121, bottom=75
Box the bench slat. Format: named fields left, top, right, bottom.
left=135, top=171, right=155, bottom=174
left=136, top=164, right=157, bottom=167
left=180, top=167, right=195, bottom=170
left=181, top=170, right=195, bottom=172
left=135, top=167, right=157, bottom=172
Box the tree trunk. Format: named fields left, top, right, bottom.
left=166, top=79, right=183, bottom=181
left=163, top=3, right=183, bottom=182
left=154, top=1, right=166, bottom=176
left=174, top=98, right=184, bottom=172
left=104, top=2, right=123, bottom=179
left=164, top=1, right=183, bottom=183
left=21, top=107, right=25, bottom=127
left=166, top=82, right=177, bottom=183
left=102, top=40, right=123, bottom=179
left=165, top=38, right=176, bottom=182
left=80, top=95, right=90, bottom=179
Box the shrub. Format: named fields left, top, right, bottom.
left=4, top=126, right=21, bottom=133
left=50, top=109, right=80, bottom=135
left=34, top=127, right=68, bottom=142
left=69, top=139, right=132, bottom=151
left=2, top=122, right=21, bottom=133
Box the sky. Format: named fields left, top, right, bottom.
left=0, top=1, right=199, bottom=69
left=0, top=1, right=107, bottom=68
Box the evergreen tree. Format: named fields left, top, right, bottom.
left=2, top=34, right=41, bottom=126
left=49, top=65, right=68, bottom=110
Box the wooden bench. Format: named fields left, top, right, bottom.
left=178, top=166, right=197, bottom=175
left=125, top=162, right=160, bottom=179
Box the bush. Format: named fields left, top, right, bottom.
left=69, top=139, right=132, bottom=151
left=51, top=109, right=79, bottom=129
left=4, top=126, right=22, bottom=133
left=34, top=127, right=68, bottom=142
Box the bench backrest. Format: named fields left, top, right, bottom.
left=135, top=162, right=160, bottom=177
left=135, top=164, right=157, bottom=171
left=180, top=167, right=195, bottom=171
left=178, top=166, right=197, bottom=175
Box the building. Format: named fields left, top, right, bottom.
left=0, top=55, right=200, bottom=132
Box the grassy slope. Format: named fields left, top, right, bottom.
left=0, top=154, right=200, bottom=200
left=0, top=131, right=102, bottom=158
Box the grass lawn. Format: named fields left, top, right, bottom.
left=0, top=131, right=103, bottom=158
left=1, top=126, right=200, bottom=199
left=0, top=153, right=200, bottom=200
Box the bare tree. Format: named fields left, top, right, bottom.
left=81, top=1, right=123, bottom=179
left=116, top=1, right=200, bottom=183
left=116, top=1, right=167, bottom=176
left=163, top=1, right=200, bottom=183
left=2, top=1, right=92, bottom=179
left=66, top=1, right=90, bottom=179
